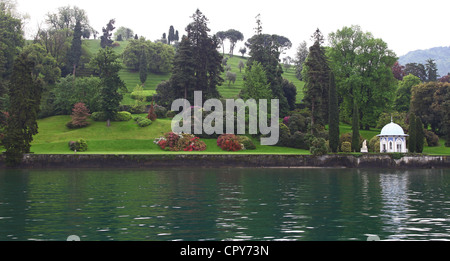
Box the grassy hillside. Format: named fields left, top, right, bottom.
left=84, top=39, right=304, bottom=105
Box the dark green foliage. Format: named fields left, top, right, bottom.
left=276, top=123, right=291, bottom=147
left=408, top=114, right=416, bottom=153
left=310, top=137, right=328, bottom=156
left=341, top=142, right=352, bottom=153
left=170, top=36, right=196, bottom=100
left=90, top=47, right=126, bottom=126
left=154, top=105, right=167, bottom=119
left=425, top=59, right=438, bottom=82
left=100, top=19, right=115, bottom=48
left=184, top=9, right=224, bottom=102
left=424, top=129, right=440, bottom=147
left=68, top=20, right=82, bottom=76
left=351, top=102, right=360, bottom=152
left=139, top=49, right=147, bottom=85
left=415, top=116, right=424, bottom=153
left=290, top=131, right=311, bottom=150
left=287, top=114, right=308, bottom=134
left=328, top=71, right=339, bottom=153
left=68, top=139, right=88, bottom=152
left=303, top=29, right=330, bottom=128
left=154, top=80, right=175, bottom=108
left=4, top=52, right=43, bottom=166
left=245, top=15, right=289, bottom=116
left=238, top=136, right=256, bottom=150
left=282, top=79, right=297, bottom=111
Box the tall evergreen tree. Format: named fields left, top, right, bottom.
left=425, top=58, right=439, bottom=82
left=303, top=29, right=330, bottom=130
left=90, top=47, right=126, bottom=127
left=139, top=49, right=148, bottom=86
left=408, top=113, right=416, bottom=153
left=168, top=25, right=175, bottom=44
left=415, top=116, right=424, bottom=153
left=171, top=36, right=196, bottom=100
left=4, top=51, right=43, bottom=166
left=328, top=71, right=340, bottom=153
left=246, top=14, right=289, bottom=116
left=68, top=20, right=83, bottom=77
left=351, top=102, right=360, bottom=152
left=185, top=9, right=224, bottom=101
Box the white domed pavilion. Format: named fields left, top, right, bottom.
left=377, top=120, right=408, bottom=153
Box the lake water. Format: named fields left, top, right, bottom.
left=1, top=167, right=450, bottom=241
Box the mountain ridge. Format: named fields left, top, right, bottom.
left=399, top=46, right=450, bottom=77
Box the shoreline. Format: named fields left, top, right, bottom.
left=0, top=154, right=449, bottom=169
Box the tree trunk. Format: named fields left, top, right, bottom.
left=107, top=119, right=111, bottom=127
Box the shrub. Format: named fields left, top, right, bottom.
left=290, top=131, right=309, bottom=150
left=276, top=123, right=291, bottom=147
left=147, top=103, right=157, bottom=121
left=114, top=111, right=132, bottom=122
left=91, top=111, right=107, bottom=121
left=154, top=105, right=167, bottom=119
left=137, top=118, right=152, bottom=127
left=424, top=129, right=440, bottom=147
left=217, top=134, right=243, bottom=151
left=68, top=139, right=88, bottom=152
left=130, top=90, right=155, bottom=102
left=310, top=137, right=328, bottom=156
left=287, top=114, right=308, bottom=134
left=341, top=141, right=352, bottom=153
left=339, top=132, right=363, bottom=152
left=238, top=136, right=256, bottom=150
left=154, top=132, right=206, bottom=151
left=91, top=111, right=132, bottom=122
left=166, top=110, right=177, bottom=118
left=369, top=136, right=380, bottom=153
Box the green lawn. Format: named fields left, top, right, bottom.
left=27, top=115, right=310, bottom=155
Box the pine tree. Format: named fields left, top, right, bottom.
left=170, top=36, right=196, bottom=101
left=184, top=9, right=224, bottom=101
left=415, top=116, right=424, bottom=153
left=4, top=52, right=43, bottom=166
left=90, top=47, right=126, bottom=127
left=328, top=71, right=340, bottom=153
left=408, top=114, right=416, bottom=153
left=351, top=102, right=360, bottom=152
left=68, top=20, right=82, bottom=77
left=303, top=29, right=330, bottom=130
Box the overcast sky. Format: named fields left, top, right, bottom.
left=15, top=0, right=450, bottom=58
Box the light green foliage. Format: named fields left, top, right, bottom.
left=395, top=74, right=421, bottom=112
left=240, top=61, right=272, bottom=101
left=52, top=76, right=101, bottom=115
left=328, top=25, right=397, bottom=128
left=122, top=38, right=175, bottom=74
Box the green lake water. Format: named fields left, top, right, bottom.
left=0, top=167, right=449, bottom=241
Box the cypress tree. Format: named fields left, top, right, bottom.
left=68, top=20, right=82, bottom=77
left=351, top=102, right=360, bottom=152
left=415, top=116, right=424, bottom=153
left=408, top=114, right=416, bottom=153
left=4, top=52, right=43, bottom=166
left=170, top=36, right=196, bottom=101
left=328, top=71, right=339, bottom=153
left=139, top=49, right=147, bottom=86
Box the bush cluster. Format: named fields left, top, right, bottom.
left=68, top=139, right=88, bottom=152
left=217, top=134, right=243, bottom=151
left=154, top=132, right=206, bottom=152
left=134, top=116, right=152, bottom=127
left=91, top=111, right=132, bottom=122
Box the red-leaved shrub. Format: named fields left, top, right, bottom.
left=217, top=134, right=243, bottom=151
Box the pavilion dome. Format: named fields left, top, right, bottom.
left=378, top=121, right=408, bottom=136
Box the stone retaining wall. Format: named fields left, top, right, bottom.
left=0, top=154, right=449, bottom=169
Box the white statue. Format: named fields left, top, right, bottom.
left=361, top=140, right=368, bottom=153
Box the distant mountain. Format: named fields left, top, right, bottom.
left=399, top=46, right=450, bottom=77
